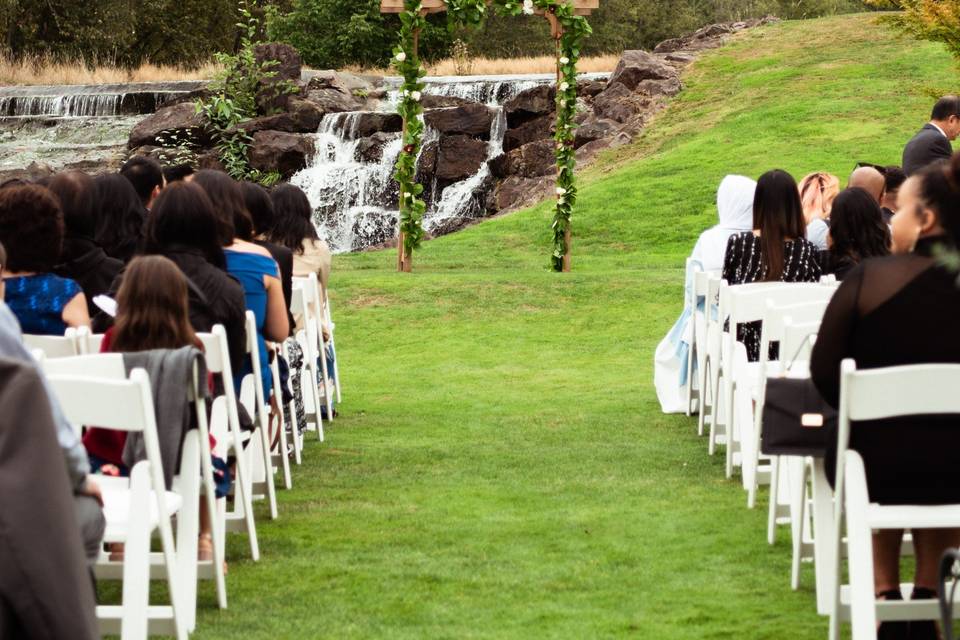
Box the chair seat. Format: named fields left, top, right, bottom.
left=96, top=605, right=177, bottom=636
left=867, top=503, right=960, bottom=530
left=100, top=481, right=183, bottom=543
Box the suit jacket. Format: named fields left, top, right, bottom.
left=902, top=123, right=953, bottom=176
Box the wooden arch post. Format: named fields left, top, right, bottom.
left=380, top=0, right=598, bottom=273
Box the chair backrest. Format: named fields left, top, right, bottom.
left=836, top=359, right=960, bottom=482
left=724, top=282, right=833, bottom=327
left=685, top=258, right=702, bottom=310
left=780, top=319, right=820, bottom=367
left=47, top=367, right=154, bottom=433
left=694, top=269, right=715, bottom=301
left=758, top=298, right=831, bottom=369
left=43, top=352, right=127, bottom=380
left=23, top=328, right=80, bottom=358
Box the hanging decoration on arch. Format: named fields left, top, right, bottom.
left=381, top=0, right=596, bottom=273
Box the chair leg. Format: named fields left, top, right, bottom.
left=120, top=464, right=152, bottom=640
left=698, top=355, right=711, bottom=438
left=724, top=377, right=736, bottom=479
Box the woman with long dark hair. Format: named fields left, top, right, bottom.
left=93, top=173, right=146, bottom=263
left=820, top=187, right=891, bottom=280
left=268, top=184, right=332, bottom=291
left=193, top=171, right=288, bottom=400
left=722, top=169, right=822, bottom=360
left=142, top=181, right=247, bottom=371
left=811, top=154, right=960, bottom=640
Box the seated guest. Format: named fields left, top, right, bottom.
left=723, top=169, right=822, bottom=361
left=163, top=164, right=195, bottom=185
left=48, top=171, right=123, bottom=317
left=0, top=300, right=101, bottom=639
left=241, top=181, right=293, bottom=330
left=847, top=166, right=885, bottom=204
left=141, top=181, right=248, bottom=372
left=655, top=174, right=756, bottom=413
left=819, top=188, right=891, bottom=280
left=194, top=171, right=288, bottom=399
left=0, top=185, right=89, bottom=333
left=269, top=183, right=332, bottom=292
left=811, top=154, right=960, bottom=639
left=881, top=165, right=907, bottom=224
left=902, top=95, right=960, bottom=176
left=94, top=173, right=147, bottom=263
left=120, top=155, right=164, bottom=211
left=798, top=171, right=839, bottom=250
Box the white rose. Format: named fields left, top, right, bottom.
left=559, top=56, right=570, bottom=65
left=395, top=52, right=407, bottom=62
left=410, top=91, right=422, bottom=101
left=522, top=0, right=535, bottom=15
left=559, top=82, right=569, bottom=92
left=556, top=187, right=567, bottom=196
left=559, top=99, right=567, bottom=108
left=403, top=192, right=412, bottom=198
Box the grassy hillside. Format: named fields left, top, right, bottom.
left=188, top=14, right=958, bottom=639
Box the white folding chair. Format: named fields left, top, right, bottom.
left=698, top=274, right=724, bottom=441
left=197, top=325, right=261, bottom=562
left=75, top=326, right=105, bottom=355
left=830, top=360, right=960, bottom=639
left=293, top=275, right=331, bottom=440
left=684, top=258, right=705, bottom=417
left=238, top=311, right=279, bottom=520
left=46, top=365, right=187, bottom=640
left=749, top=298, right=831, bottom=510
left=22, top=327, right=81, bottom=357
left=323, top=284, right=342, bottom=404
left=268, top=344, right=293, bottom=490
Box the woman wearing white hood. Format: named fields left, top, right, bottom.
left=654, top=175, right=757, bottom=414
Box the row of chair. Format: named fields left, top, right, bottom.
left=682, top=260, right=960, bottom=639
left=26, top=272, right=340, bottom=639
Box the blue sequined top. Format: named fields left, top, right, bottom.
left=224, top=250, right=279, bottom=396
left=4, top=274, right=83, bottom=336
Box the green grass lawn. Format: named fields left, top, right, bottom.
left=186, top=14, right=958, bottom=638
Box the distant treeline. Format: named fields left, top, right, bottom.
left=0, top=0, right=871, bottom=70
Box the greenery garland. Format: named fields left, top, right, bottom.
left=391, top=0, right=592, bottom=271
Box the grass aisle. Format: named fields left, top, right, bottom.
left=193, top=14, right=957, bottom=638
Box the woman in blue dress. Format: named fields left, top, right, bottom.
left=0, top=184, right=90, bottom=334
left=193, top=171, right=288, bottom=398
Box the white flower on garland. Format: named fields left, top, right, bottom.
left=559, top=56, right=570, bottom=65
left=410, top=91, right=422, bottom=102
left=559, top=81, right=569, bottom=92
left=403, top=192, right=412, bottom=199
left=556, top=187, right=567, bottom=196
left=396, top=51, right=407, bottom=62
left=522, top=0, right=535, bottom=15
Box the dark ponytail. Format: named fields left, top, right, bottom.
left=921, top=154, right=960, bottom=246
left=753, top=169, right=806, bottom=281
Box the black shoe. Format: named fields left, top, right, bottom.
left=878, top=589, right=909, bottom=640
left=907, top=587, right=938, bottom=640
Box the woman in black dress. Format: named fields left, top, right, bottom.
left=811, top=156, right=960, bottom=640
left=722, top=169, right=822, bottom=361
left=819, top=187, right=891, bottom=281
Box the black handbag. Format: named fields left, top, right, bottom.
left=760, top=375, right=836, bottom=458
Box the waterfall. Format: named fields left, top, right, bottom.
left=295, top=76, right=541, bottom=254
left=0, top=82, right=205, bottom=119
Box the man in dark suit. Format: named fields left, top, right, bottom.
left=902, top=96, right=960, bottom=176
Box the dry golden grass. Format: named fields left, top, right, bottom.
left=345, top=53, right=620, bottom=76
left=0, top=55, right=221, bottom=86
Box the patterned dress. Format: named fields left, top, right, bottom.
left=721, top=232, right=822, bottom=361
left=4, top=273, right=83, bottom=335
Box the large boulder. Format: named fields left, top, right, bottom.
left=424, top=103, right=495, bottom=138
left=248, top=130, right=314, bottom=179
left=421, top=94, right=478, bottom=109
left=347, top=112, right=402, bottom=139
left=240, top=98, right=325, bottom=135
left=592, top=83, right=654, bottom=124
left=355, top=132, right=398, bottom=163
left=491, top=139, right=556, bottom=179
left=504, top=84, right=556, bottom=128
left=607, top=50, right=677, bottom=92
left=436, top=135, right=488, bottom=182
left=304, top=87, right=363, bottom=115
left=493, top=175, right=555, bottom=211
left=128, top=102, right=208, bottom=149
left=503, top=113, right=554, bottom=152
left=577, top=79, right=607, bottom=98
left=574, top=117, right=621, bottom=149
left=254, top=43, right=303, bottom=114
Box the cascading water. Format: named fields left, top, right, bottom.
left=294, top=75, right=561, bottom=254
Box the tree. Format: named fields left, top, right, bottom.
left=866, top=0, right=960, bottom=62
